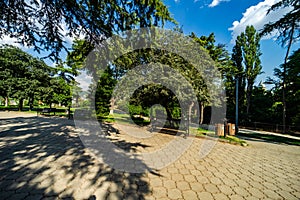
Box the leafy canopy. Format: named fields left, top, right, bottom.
left=0, top=0, right=174, bottom=60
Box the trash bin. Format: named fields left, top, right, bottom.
left=228, top=123, right=235, bottom=135
left=215, top=124, right=224, bottom=136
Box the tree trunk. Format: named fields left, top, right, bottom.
left=166, top=107, right=172, bottom=120
left=188, top=102, right=194, bottom=124
left=68, top=106, right=71, bottom=119
left=19, top=98, right=24, bottom=111
left=110, top=97, right=115, bottom=115
left=29, top=96, right=34, bottom=111
left=5, top=97, right=9, bottom=107
left=198, top=102, right=204, bottom=124
left=246, top=82, right=253, bottom=119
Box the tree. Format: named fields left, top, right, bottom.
left=232, top=26, right=262, bottom=120
left=250, top=83, right=274, bottom=123
left=0, top=0, right=174, bottom=60
left=266, top=48, right=300, bottom=127
left=231, top=35, right=246, bottom=120
left=0, top=45, right=52, bottom=110
left=190, top=32, right=234, bottom=123
left=261, top=0, right=300, bottom=132
left=95, top=68, right=116, bottom=117
left=68, top=30, right=222, bottom=124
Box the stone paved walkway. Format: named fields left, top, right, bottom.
left=0, top=112, right=299, bottom=199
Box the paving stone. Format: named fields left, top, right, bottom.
left=228, top=194, right=246, bottom=200
left=183, top=174, right=196, bottom=182
left=276, top=190, right=299, bottom=200
left=249, top=180, right=264, bottom=190
left=189, top=182, right=204, bottom=192
left=196, top=176, right=209, bottom=184
left=277, top=183, right=295, bottom=192
left=212, top=192, right=230, bottom=200
left=262, top=188, right=283, bottom=199
left=41, top=197, right=61, bottom=200
left=197, top=191, right=214, bottom=200
left=163, top=179, right=176, bottom=189
left=6, top=192, right=29, bottom=200
left=234, top=179, right=250, bottom=188
left=0, top=190, right=15, bottom=199
left=182, top=190, right=197, bottom=199
left=167, top=188, right=182, bottom=199
left=217, top=185, right=234, bottom=196
left=210, top=177, right=223, bottom=185
left=168, top=167, right=179, bottom=174
left=152, top=186, right=167, bottom=198
left=291, top=191, right=300, bottom=199
left=150, top=178, right=163, bottom=187
left=247, top=187, right=265, bottom=199
left=94, top=188, right=109, bottom=200
left=24, top=194, right=43, bottom=200
left=176, top=181, right=190, bottom=191
left=233, top=186, right=250, bottom=197
left=106, top=191, right=124, bottom=200
left=222, top=178, right=238, bottom=187
left=178, top=168, right=190, bottom=175
left=171, top=174, right=184, bottom=182
left=189, top=169, right=202, bottom=176
left=242, top=196, right=258, bottom=200
left=203, top=183, right=219, bottom=193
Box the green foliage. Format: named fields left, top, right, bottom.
left=261, top=0, right=300, bottom=48
left=266, top=48, right=300, bottom=126
left=231, top=26, right=262, bottom=120
left=95, top=68, right=116, bottom=117
left=0, top=45, right=53, bottom=110
left=0, top=0, right=174, bottom=60
left=0, top=45, right=79, bottom=111
left=128, top=104, right=149, bottom=117
left=250, top=84, right=275, bottom=123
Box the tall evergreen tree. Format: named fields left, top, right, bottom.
left=232, top=26, right=262, bottom=120
left=261, top=0, right=300, bottom=132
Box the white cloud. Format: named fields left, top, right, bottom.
left=0, top=35, right=21, bottom=47
left=75, top=71, right=92, bottom=91
left=228, top=0, right=292, bottom=43
left=208, top=0, right=230, bottom=8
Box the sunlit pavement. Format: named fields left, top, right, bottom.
left=0, top=112, right=299, bottom=199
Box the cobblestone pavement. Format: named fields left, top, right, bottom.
left=0, top=112, right=299, bottom=199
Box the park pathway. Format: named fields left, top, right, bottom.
left=0, top=112, right=299, bottom=199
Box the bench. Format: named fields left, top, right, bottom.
left=37, top=108, right=57, bottom=116
left=150, top=117, right=190, bottom=136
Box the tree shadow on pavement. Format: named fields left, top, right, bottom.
left=0, top=116, right=152, bottom=199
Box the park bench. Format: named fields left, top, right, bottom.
left=37, top=108, right=57, bottom=116
left=150, top=117, right=189, bottom=137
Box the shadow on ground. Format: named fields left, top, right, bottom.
left=237, top=131, right=300, bottom=146
left=0, top=116, right=152, bottom=199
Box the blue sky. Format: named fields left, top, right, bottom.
left=163, top=0, right=299, bottom=85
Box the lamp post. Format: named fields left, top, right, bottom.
left=235, top=77, right=239, bottom=135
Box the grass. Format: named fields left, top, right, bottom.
left=99, top=113, right=150, bottom=125
left=190, top=127, right=248, bottom=146
left=0, top=106, right=75, bottom=119
left=197, top=127, right=215, bottom=134
left=219, top=135, right=248, bottom=146
left=238, top=132, right=300, bottom=146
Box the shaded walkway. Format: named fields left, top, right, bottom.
left=0, top=112, right=299, bottom=199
